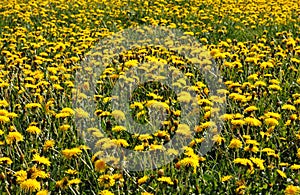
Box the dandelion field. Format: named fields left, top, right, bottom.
left=0, top=0, right=300, bottom=194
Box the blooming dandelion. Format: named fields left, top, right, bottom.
left=138, top=175, right=149, bottom=185
left=157, top=176, right=174, bottom=185
left=32, top=154, right=51, bottom=166
left=282, top=104, right=296, bottom=111
left=94, top=159, right=106, bottom=172
left=26, top=126, right=42, bottom=135
left=221, top=175, right=233, bottom=182
left=98, top=190, right=114, bottom=195
left=25, top=103, right=42, bottom=109
left=285, top=185, right=300, bottom=195
left=36, top=190, right=49, bottom=195
left=6, top=131, right=24, bottom=144
left=277, top=169, right=287, bottom=178
left=0, top=157, right=13, bottom=165
left=228, top=138, right=243, bottom=149
left=20, top=179, right=41, bottom=192
left=290, top=164, right=300, bottom=170
left=98, top=174, right=115, bottom=188
left=62, top=147, right=82, bottom=159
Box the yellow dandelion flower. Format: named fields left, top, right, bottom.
left=231, top=119, right=246, bottom=126
left=62, top=147, right=82, bottom=159
left=264, top=118, right=279, bottom=126
left=20, top=179, right=41, bottom=192
left=244, top=117, right=262, bottom=127
left=196, top=121, right=216, bottom=132
left=55, top=112, right=71, bottom=118
left=43, top=140, right=55, bottom=151
left=99, top=111, right=111, bottom=117
left=221, top=175, right=233, bottom=182
left=0, top=157, right=12, bottom=165
left=233, top=158, right=254, bottom=171
left=0, top=109, right=8, bottom=116
left=268, top=84, right=282, bottom=91
left=285, top=185, right=300, bottom=195
left=14, top=170, right=27, bottom=183
left=68, top=178, right=81, bottom=185
left=294, top=99, right=300, bottom=105
left=112, top=125, right=126, bottom=132
left=277, top=169, right=287, bottom=178
left=250, top=157, right=265, bottom=170
left=184, top=147, right=197, bottom=158
left=31, top=169, right=49, bottom=179
left=261, top=148, right=275, bottom=153
left=157, top=176, right=174, bottom=185
left=53, top=84, right=63, bottom=90
left=7, top=112, right=18, bottom=118
left=0, top=100, right=9, bottom=107
left=177, top=157, right=199, bottom=173
left=65, top=169, right=78, bottom=175
left=98, top=190, right=114, bottom=195
left=244, top=140, right=259, bottom=152
left=149, top=144, right=164, bottom=150
left=130, top=102, right=144, bottom=110
left=147, top=93, right=163, bottom=100
left=290, top=114, right=297, bottom=120
left=279, top=163, right=289, bottom=167
left=6, top=131, right=24, bottom=144
left=236, top=185, right=247, bottom=194
left=138, top=175, right=149, bottom=185
left=98, top=174, right=115, bottom=188
left=94, top=159, right=106, bottom=172
left=228, top=93, right=248, bottom=102
left=246, top=139, right=259, bottom=146
left=297, top=149, right=300, bottom=158
left=134, top=144, right=144, bottom=151
left=228, top=138, right=243, bottom=149
left=219, top=113, right=234, bottom=121
left=26, top=126, right=42, bottom=135
left=59, top=124, right=71, bottom=131
left=141, top=192, right=153, bottom=195
left=36, top=190, right=49, bottom=195
left=212, top=134, right=225, bottom=145
left=282, top=104, right=296, bottom=111
left=244, top=106, right=258, bottom=113
left=56, top=177, right=69, bottom=189
left=124, top=59, right=139, bottom=67
left=61, top=107, right=75, bottom=115
left=137, top=134, right=153, bottom=141
left=112, top=139, right=129, bottom=147
left=254, top=80, right=267, bottom=87
left=32, top=154, right=51, bottom=166
left=264, top=112, right=281, bottom=119
left=290, top=164, right=300, bottom=170
left=0, top=115, right=10, bottom=123
left=247, top=74, right=259, bottom=80
left=25, top=103, right=42, bottom=109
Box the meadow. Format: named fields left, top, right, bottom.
left=0, top=0, right=300, bottom=194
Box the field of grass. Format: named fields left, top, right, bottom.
left=0, top=0, right=300, bottom=194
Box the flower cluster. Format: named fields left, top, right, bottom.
left=0, top=0, right=299, bottom=194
